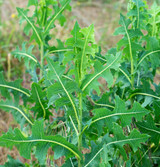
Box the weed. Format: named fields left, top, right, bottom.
left=0, top=0, right=159, bottom=166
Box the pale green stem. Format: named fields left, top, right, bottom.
left=122, top=18, right=134, bottom=88
left=40, top=43, right=44, bottom=79
left=152, top=14, right=156, bottom=37
left=78, top=92, right=83, bottom=167
left=7, top=53, right=11, bottom=82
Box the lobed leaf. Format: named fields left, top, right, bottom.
left=47, top=57, right=79, bottom=125
left=30, top=83, right=52, bottom=119
left=0, top=72, right=30, bottom=102
left=11, top=42, right=38, bottom=70
left=136, top=114, right=160, bottom=146
left=0, top=100, right=33, bottom=127
left=84, top=96, right=150, bottom=136
left=81, top=52, right=121, bottom=95
left=0, top=120, right=82, bottom=165
left=44, top=0, right=71, bottom=33
left=17, top=8, right=43, bottom=44
left=85, top=124, right=149, bottom=166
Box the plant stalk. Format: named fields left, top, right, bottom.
left=78, top=92, right=83, bottom=167
left=7, top=53, right=11, bottom=81
left=40, top=43, right=44, bottom=79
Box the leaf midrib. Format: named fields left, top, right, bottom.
left=0, top=104, right=33, bottom=125
left=84, top=137, right=148, bottom=167
left=82, top=54, right=120, bottom=91
left=0, top=84, right=30, bottom=97
left=47, top=59, right=80, bottom=126
left=13, top=52, right=37, bottom=63
left=19, top=9, right=42, bottom=44
left=45, top=0, right=70, bottom=33
left=34, top=85, right=46, bottom=119
left=137, top=124, right=160, bottom=134
left=3, top=138, right=81, bottom=160
left=80, top=26, right=92, bottom=81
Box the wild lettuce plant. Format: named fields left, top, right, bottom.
left=0, top=0, right=159, bottom=166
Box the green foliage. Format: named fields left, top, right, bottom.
left=30, top=83, right=51, bottom=119
left=11, top=42, right=38, bottom=70
left=0, top=120, right=82, bottom=165
left=0, top=72, right=30, bottom=102
left=0, top=0, right=159, bottom=166
left=0, top=155, right=25, bottom=167
left=84, top=97, right=150, bottom=137
left=85, top=124, right=149, bottom=166
left=136, top=114, right=160, bottom=146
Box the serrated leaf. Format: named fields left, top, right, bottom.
left=47, top=57, right=79, bottom=125
left=85, top=124, right=149, bottom=167
left=65, top=23, right=98, bottom=83
left=27, top=0, right=38, bottom=7
left=136, top=114, right=160, bottom=146
left=129, top=80, right=160, bottom=107
left=0, top=120, right=82, bottom=165
left=138, top=37, right=160, bottom=69
left=44, top=0, right=71, bottom=33
left=84, top=96, right=150, bottom=136
left=11, top=42, right=38, bottom=70
left=127, top=0, right=147, bottom=29
left=30, top=83, right=52, bottom=119
left=47, top=80, right=79, bottom=108
left=147, top=1, right=160, bottom=37
left=114, top=14, right=143, bottom=68
left=81, top=52, right=121, bottom=95
left=0, top=155, right=25, bottom=167
left=0, top=100, right=33, bottom=127
left=106, top=124, right=149, bottom=159
left=0, top=72, right=30, bottom=102
left=48, top=39, right=68, bottom=63
left=17, top=8, right=43, bottom=44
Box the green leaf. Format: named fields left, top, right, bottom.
left=11, top=42, right=38, bottom=70
left=27, top=0, right=38, bottom=6
left=84, top=96, right=150, bottom=136
left=47, top=57, right=79, bottom=125
left=114, top=14, right=143, bottom=69
left=47, top=80, right=79, bottom=108
left=0, top=72, right=30, bottom=101
left=84, top=141, right=104, bottom=167
left=0, top=100, right=33, bottom=126
left=0, top=120, right=82, bottom=165
left=17, top=8, right=43, bottom=44
left=138, top=37, right=160, bottom=69
left=44, top=0, right=71, bottom=33
left=81, top=52, right=121, bottom=95
left=84, top=124, right=149, bottom=167
left=153, top=101, right=160, bottom=123
left=129, top=80, right=160, bottom=107
left=30, top=83, right=52, bottom=119
left=147, top=1, right=160, bottom=37
left=136, top=114, right=160, bottom=146
left=127, top=0, right=147, bottom=29
left=48, top=39, right=68, bottom=64
left=65, top=23, right=98, bottom=83
left=107, top=124, right=149, bottom=159
left=0, top=155, right=25, bottom=167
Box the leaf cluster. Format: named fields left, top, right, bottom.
left=0, top=0, right=159, bottom=166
